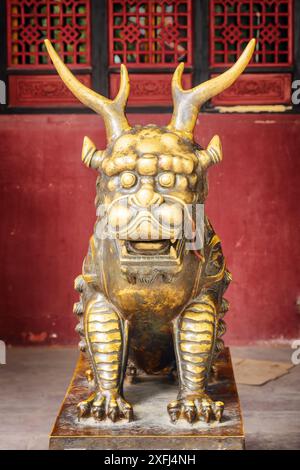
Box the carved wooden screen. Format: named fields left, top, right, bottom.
left=6, top=0, right=91, bottom=107
left=108, top=0, right=193, bottom=106
left=2, top=0, right=297, bottom=111
left=209, top=0, right=293, bottom=106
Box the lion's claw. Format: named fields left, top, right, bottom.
left=77, top=392, right=133, bottom=423
left=77, top=401, right=90, bottom=419
left=167, top=394, right=224, bottom=424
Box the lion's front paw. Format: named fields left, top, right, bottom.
left=77, top=391, right=133, bottom=423
left=167, top=393, right=224, bottom=424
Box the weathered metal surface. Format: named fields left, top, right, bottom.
left=49, top=348, right=244, bottom=450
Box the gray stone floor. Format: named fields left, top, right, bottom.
left=0, top=346, right=299, bottom=450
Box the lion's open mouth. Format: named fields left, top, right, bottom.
left=126, top=239, right=174, bottom=255
left=116, top=238, right=185, bottom=284
left=118, top=238, right=183, bottom=261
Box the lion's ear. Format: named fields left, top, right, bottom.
left=196, top=135, right=222, bottom=171
left=82, top=136, right=104, bottom=170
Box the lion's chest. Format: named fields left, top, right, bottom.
left=100, top=240, right=200, bottom=324
left=110, top=283, right=187, bottom=322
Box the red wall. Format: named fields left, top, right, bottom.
left=0, top=113, right=299, bottom=345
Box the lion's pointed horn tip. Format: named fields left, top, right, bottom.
left=209, top=135, right=221, bottom=149
left=120, top=64, right=129, bottom=80
left=44, top=39, right=51, bottom=49
left=175, top=62, right=184, bottom=75
left=247, top=38, right=256, bottom=53
left=83, top=135, right=95, bottom=148
left=172, top=62, right=185, bottom=91
left=82, top=136, right=97, bottom=168
left=208, top=135, right=223, bottom=164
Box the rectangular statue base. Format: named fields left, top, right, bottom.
left=49, top=348, right=244, bottom=450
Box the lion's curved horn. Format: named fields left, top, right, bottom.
left=44, top=39, right=131, bottom=141
left=168, top=39, right=256, bottom=139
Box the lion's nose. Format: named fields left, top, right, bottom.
left=129, top=183, right=163, bottom=208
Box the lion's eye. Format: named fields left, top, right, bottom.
left=158, top=172, right=175, bottom=188
left=120, top=172, right=136, bottom=188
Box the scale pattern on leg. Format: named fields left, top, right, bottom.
left=177, top=294, right=217, bottom=391
left=76, top=295, right=133, bottom=422
left=85, top=297, right=124, bottom=392
left=168, top=294, right=224, bottom=424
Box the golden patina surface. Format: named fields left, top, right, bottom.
left=45, top=38, right=255, bottom=425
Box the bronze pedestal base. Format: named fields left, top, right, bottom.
left=49, top=348, right=244, bottom=450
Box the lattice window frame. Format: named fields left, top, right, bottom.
left=107, top=0, right=193, bottom=107
left=1, top=0, right=299, bottom=112
left=108, top=0, right=193, bottom=69
left=208, top=0, right=296, bottom=107
left=7, top=0, right=91, bottom=69
left=209, top=0, right=293, bottom=69
left=3, top=0, right=92, bottom=108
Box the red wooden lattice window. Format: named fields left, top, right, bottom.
left=210, top=0, right=293, bottom=106
left=6, top=0, right=91, bottom=107
left=108, top=0, right=193, bottom=68
left=108, top=0, right=193, bottom=106
left=210, top=0, right=293, bottom=67
left=7, top=0, right=91, bottom=68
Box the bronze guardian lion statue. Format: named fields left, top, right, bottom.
left=45, top=38, right=255, bottom=424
